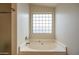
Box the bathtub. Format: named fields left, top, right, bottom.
left=19, top=39, right=66, bottom=55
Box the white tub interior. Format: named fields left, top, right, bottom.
left=20, top=39, right=66, bottom=52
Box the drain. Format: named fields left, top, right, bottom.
left=41, top=43, right=44, bottom=45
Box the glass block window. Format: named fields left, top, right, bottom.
left=32, top=13, right=52, bottom=33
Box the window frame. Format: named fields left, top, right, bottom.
left=29, top=12, right=55, bottom=39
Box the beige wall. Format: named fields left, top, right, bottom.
left=56, top=4, right=79, bottom=54
left=17, top=3, right=29, bottom=53
left=11, top=3, right=17, bottom=55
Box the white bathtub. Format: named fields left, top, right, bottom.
left=19, top=39, right=66, bottom=55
